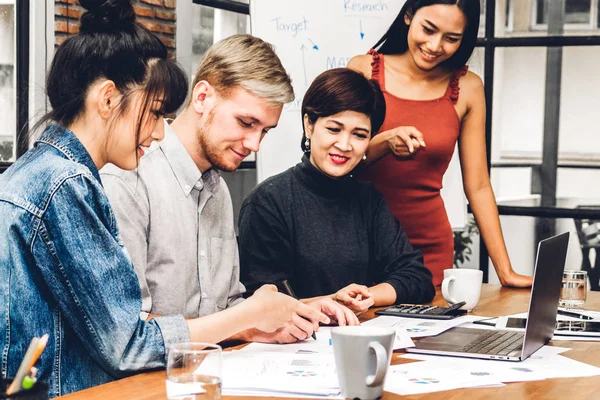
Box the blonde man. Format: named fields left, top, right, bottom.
left=101, top=35, right=357, bottom=344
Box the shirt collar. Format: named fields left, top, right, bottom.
left=35, top=123, right=102, bottom=184
left=159, top=120, right=220, bottom=196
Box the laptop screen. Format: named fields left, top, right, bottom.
left=520, top=232, right=570, bottom=359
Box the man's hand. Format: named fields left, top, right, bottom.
left=306, top=297, right=359, bottom=326
left=251, top=321, right=314, bottom=344
left=248, top=284, right=330, bottom=333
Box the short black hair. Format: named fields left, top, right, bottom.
left=300, top=68, right=386, bottom=152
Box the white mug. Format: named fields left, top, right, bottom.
left=331, top=326, right=395, bottom=400
left=441, top=268, right=483, bottom=311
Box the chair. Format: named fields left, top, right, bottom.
left=573, top=207, right=600, bottom=291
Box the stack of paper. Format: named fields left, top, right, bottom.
left=214, top=327, right=337, bottom=397
left=220, top=350, right=341, bottom=398
left=385, top=346, right=600, bottom=396
left=205, top=317, right=600, bottom=398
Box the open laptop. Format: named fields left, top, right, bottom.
left=406, top=232, right=570, bottom=362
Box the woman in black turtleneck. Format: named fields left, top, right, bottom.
left=239, top=68, right=435, bottom=314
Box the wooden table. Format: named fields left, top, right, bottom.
left=58, top=284, right=600, bottom=399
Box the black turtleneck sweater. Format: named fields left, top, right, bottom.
left=238, top=155, right=435, bottom=303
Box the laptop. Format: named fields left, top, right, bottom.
left=405, top=232, right=570, bottom=362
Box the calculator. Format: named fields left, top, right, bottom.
left=374, top=301, right=467, bottom=320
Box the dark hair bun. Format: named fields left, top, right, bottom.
left=79, top=0, right=135, bottom=33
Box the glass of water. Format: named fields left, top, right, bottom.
left=166, top=343, right=222, bottom=400
left=559, top=270, right=587, bottom=309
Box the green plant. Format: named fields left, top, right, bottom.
left=453, top=216, right=479, bottom=267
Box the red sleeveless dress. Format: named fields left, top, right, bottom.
left=360, top=49, right=468, bottom=285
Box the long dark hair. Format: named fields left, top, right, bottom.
left=300, top=68, right=386, bottom=152
left=41, top=0, right=187, bottom=143
left=373, top=0, right=480, bottom=71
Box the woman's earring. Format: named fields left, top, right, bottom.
left=362, top=154, right=367, bottom=161
left=304, top=138, right=311, bottom=152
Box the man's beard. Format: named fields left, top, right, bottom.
left=197, top=110, right=240, bottom=172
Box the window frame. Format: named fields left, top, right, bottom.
left=0, top=0, right=27, bottom=172
left=478, top=0, right=600, bottom=281
left=0, top=0, right=51, bottom=174
left=530, top=0, right=599, bottom=32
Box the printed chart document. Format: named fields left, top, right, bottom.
left=242, top=325, right=413, bottom=354
left=394, top=344, right=600, bottom=391
left=204, top=328, right=341, bottom=397
left=241, top=327, right=336, bottom=355
left=219, top=351, right=340, bottom=396
left=385, top=361, right=504, bottom=395
left=362, top=315, right=485, bottom=338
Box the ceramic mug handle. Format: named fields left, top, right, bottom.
left=365, top=341, right=388, bottom=387
left=441, top=276, right=459, bottom=304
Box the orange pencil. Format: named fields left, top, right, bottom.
left=6, top=334, right=48, bottom=395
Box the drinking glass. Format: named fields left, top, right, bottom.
left=166, top=343, right=222, bottom=400
left=559, top=270, right=587, bottom=309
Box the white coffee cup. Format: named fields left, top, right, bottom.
left=331, top=326, right=395, bottom=400
left=441, top=268, right=483, bottom=311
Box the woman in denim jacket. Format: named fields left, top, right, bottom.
left=0, top=0, right=327, bottom=397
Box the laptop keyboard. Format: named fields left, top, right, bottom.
left=459, top=330, right=525, bottom=356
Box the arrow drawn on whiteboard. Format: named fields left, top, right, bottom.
left=360, top=20, right=365, bottom=39
left=308, top=38, right=319, bottom=50
left=300, top=44, right=308, bottom=86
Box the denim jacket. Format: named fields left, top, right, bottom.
left=0, top=124, right=190, bottom=397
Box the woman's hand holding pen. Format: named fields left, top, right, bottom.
left=384, top=126, right=426, bottom=158
left=332, top=283, right=375, bottom=315
left=248, top=284, right=330, bottom=334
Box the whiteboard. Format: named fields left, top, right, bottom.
left=250, top=0, right=466, bottom=229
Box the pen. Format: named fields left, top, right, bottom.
left=472, top=317, right=498, bottom=327
left=281, top=279, right=317, bottom=340
left=557, top=310, right=593, bottom=320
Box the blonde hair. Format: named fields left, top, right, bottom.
left=190, top=34, right=294, bottom=105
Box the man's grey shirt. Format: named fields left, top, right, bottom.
left=100, top=121, right=245, bottom=318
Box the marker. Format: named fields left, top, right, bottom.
left=281, top=279, right=317, bottom=340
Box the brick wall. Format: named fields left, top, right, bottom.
left=55, top=0, right=177, bottom=56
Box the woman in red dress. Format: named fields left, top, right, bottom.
left=349, top=0, right=532, bottom=287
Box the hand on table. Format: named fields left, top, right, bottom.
left=498, top=271, right=533, bottom=288
left=332, top=283, right=375, bottom=315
